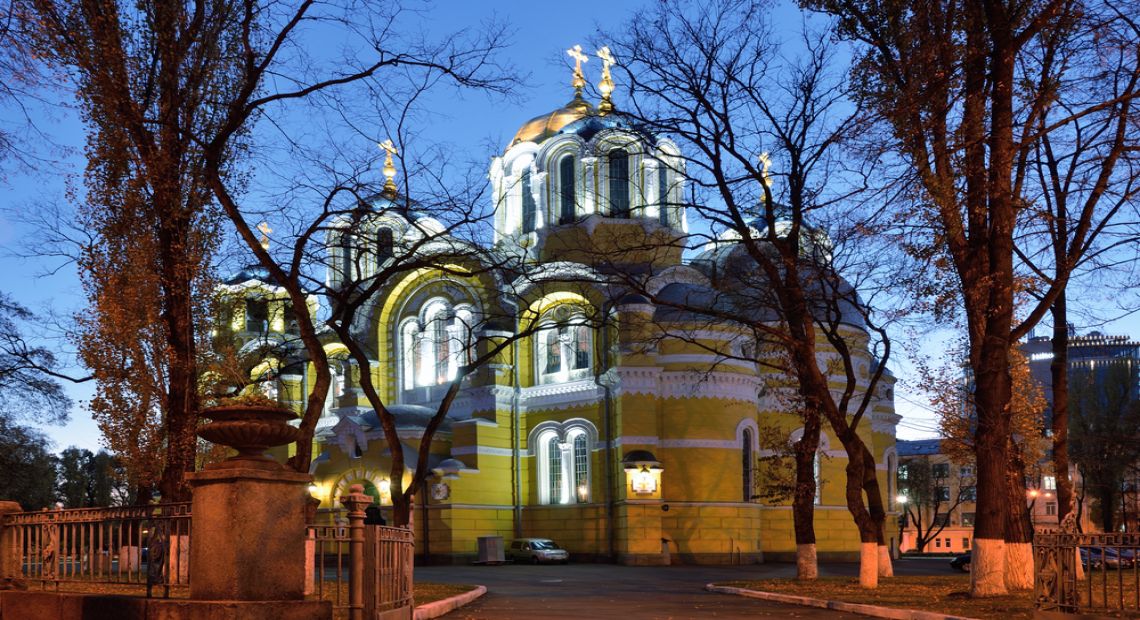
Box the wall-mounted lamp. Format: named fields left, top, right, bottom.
left=621, top=450, right=663, bottom=496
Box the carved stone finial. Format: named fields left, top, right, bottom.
left=340, top=483, right=372, bottom=515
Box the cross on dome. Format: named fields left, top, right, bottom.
left=378, top=139, right=399, bottom=197
left=257, top=221, right=272, bottom=249
left=596, top=46, right=616, bottom=115
left=567, top=45, right=589, bottom=95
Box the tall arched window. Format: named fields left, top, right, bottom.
left=535, top=307, right=593, bottom=385
left=535, top=423, right=594, bottom=505
left=572, top=431, right=590, bottom=503
left=547, top=434, right=564, bottom=504
left=608, top=149, right=630, bottom=217
left=376, top=228, right=394, bottom=262
left=521, top=170, right=536, bottom=233
left=657, top=162, right=670, bottom=226
left=742, top=428, right=754, bottom=502
left=559, top=154, right=576, bottom=224
left=400, top=298, right=474, bottom=392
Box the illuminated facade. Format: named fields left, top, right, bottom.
left=221, top=59, right=900, bottom=564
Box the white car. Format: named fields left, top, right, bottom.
left=508, top=538, right=569, bottom=564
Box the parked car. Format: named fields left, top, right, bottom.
left=950, top=552, right=971, bottom=572
left=1081, top=547, right=1135, bottom=570
left=507, top=538, right=569, bottom=564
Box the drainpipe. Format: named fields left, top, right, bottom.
left=596, top=300, right=617, bottom=562
left=512, top=334, right=523, bottom=538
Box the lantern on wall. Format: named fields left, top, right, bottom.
left=621, top=450, right=664, bottom=495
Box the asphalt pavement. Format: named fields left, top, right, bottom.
left=415, top=557, right=957, bottom=619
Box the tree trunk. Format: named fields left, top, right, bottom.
left=792, top=413, right=822, bottom=580
left=1050, top=297, right=1074, bottom=522
left=1004, top=442, right=1034, bottom=590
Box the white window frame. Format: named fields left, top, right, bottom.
left=399, top=297, right=476, bottom=395
left=533, top=422, right=595, bottom=505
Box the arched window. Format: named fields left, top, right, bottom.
left=608, top=149, right=630, bottom=217
left=521, top=170, right=536, bottom=233
left=547, top=434, right=564, bottom=504
left=571, top=430, right=590, bottom=503
left=535, top=307, right=593, bottom=385
left=324, top=357, right=348, bottom=417
left=400, top=298, right=474, bottom=392
left=657, top=162, right=670, bottom=226
left=535, top=423, right=594, bottom=505
left=559, top=154, right=576, bottom=224
left=376, top=228, right=394, bottom=262
left=742, top=428, right=754, bottom=502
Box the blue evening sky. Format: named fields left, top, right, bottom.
left=1, top=0, right=1136, bottom=452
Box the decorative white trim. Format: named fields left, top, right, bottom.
left=660, top=439, right=739, bottom=449
left=599, top=436, right=659, bottom=449
left=871, top=412, right=903, bottom=434
left=655, top=354, right=757, bottom=372
left=451, top=446, right=514, bottom=457
left=613, top=367, right=662, bottom=395
left=657, top=371, right=761, bottom=403
left=449, top=385, right=514, bottom=419
left=789, top=427, right=832, bottom=452
left=520, top=379, right=603, bottom=411
left=735, top=418, right=760, bottom=452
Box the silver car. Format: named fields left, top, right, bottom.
left=508, top=538, right=569, bottom=564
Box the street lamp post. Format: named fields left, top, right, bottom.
left=896, top=495, right=909, bottom=555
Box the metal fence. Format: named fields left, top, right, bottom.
left=1, top=503, right=192, bottom=597
left=308, top=505, right=416, bottom=620
left=1035, top=531, right=1140, bottom=614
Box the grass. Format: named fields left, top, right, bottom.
left=717, top=575, right=1034, bottom=620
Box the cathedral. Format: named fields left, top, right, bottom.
left=220, top=46, right=901, bottom=565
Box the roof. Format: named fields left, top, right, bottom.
left=223, top=264, right=283, bottom=287
left=510, top=95, right=594, bottom=147
left=896, top=438, right=944, bottom=457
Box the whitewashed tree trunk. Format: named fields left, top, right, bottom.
left=971, top=538, right=1008, bottom=596
left=877, top=544, right=893, bottom=577
left=1004, top=542, right=1033, bottom=590
left=859, top=542, right=878, bottom=589
left=796, top=543, right=818, bottom=580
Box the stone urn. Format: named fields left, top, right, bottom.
left=198, top=403, right=301, bottom=466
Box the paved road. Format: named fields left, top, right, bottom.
left=416, top=558, right=957, bottom=619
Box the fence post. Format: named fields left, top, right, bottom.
left=0, top=502, right=22, bottom=583
left=341, top=484, right=371, bottom=620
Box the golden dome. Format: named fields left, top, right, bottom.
left=509, top=95, right=594, bottom=148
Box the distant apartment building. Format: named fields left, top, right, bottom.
left=897, top=439, right=977, bottom=554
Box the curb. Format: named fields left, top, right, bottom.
left=414, top=585, right=487, bottom=620
left=705, top=584, right=980, bottom=620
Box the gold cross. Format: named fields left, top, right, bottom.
left=257, top=221, right=272, bottom=249
left=567, top=45, right=589, bottom=94
left=596, top=46, right=616, bottom=114
left=758, top=152, right=772, bottom=189
left=596, top=46, right=615, bottom=71
left=378, top=140, right=399, bottom=196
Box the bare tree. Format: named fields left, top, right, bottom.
left=898, top=457, right=976, bottom=552
left=602, top=1, right=901, bottom=586
left=804, top=0, right=1140, bottom=595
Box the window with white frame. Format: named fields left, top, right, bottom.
left=814, top=451, right=823, bottom=505
left=535, top=306, right=592, bottom=385
left=742, top=428, right=754, bottom=502
left=399, top=298, right=475, bottom=391
left=323, top=357, right=348, bottom=417
left=1043, top=475, right=1056, bottom=490
left=535, top=423, right=594, bottom=505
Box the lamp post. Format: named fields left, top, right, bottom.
left=896, top=495, right=908, bottom=555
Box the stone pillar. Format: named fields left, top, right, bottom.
left=186, top=461, right=313, bottom=601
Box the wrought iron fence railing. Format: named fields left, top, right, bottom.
left=307, top=519, right=415, bottom=618
left=1, top=503, right=192, bottom=597
left=1035, top=531, right=1140, bottom=615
